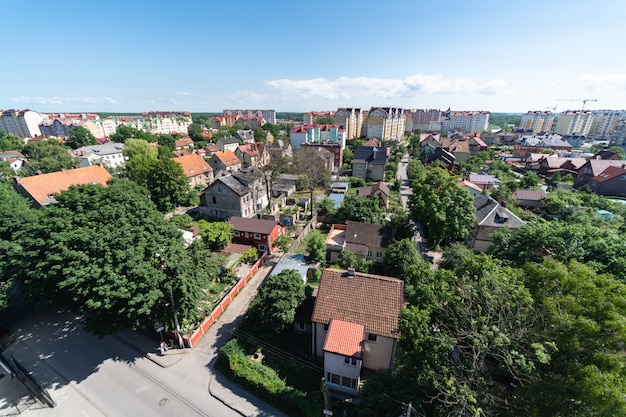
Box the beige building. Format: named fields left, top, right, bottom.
left=366, top=107, right=405, bottom=141
left=554, top=111, right=595, bottom=136
left=334, top=108, right=365, bottom=140
left=519, top=111, right=555, bottom=133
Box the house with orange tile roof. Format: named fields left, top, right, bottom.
left=208, top=150, right=242, bottom=173
left=174, top=137, right=194, bottom=150
left=13, top=165, right=112, bottom=208
left=172, top=153, right=214, bottom=188
left=312, top=268, right=404, bottom=392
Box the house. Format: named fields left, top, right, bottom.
left=14, top=165, right=112, bottom=208
left=174, top=137, right=194, bottom=150
left=426, top=147, right=455, bottom=167
left=355, top=182, right=390, bottom=209
left=325, top=221, right=393, bottom=263
left=511, top=189, right=547, bottom=208
left=71, top=142, right=125, bottom=170
left=588, top=165, right=626, bottom=197
left=236, top=129, right=255, bottom=144
left=467, top=194, right=525, bottom=252
left=216, top=136, right=240, bottom=152
left=228, top=216, right=284, bottom=253
left=235, top=142, right=270, bottom=169
left=419, top=133, right=441, bottom=148
left=267, top=139, right=292, bottom=162
left=204, top=144, right=220, bottom=156
left=467, top=173, right=499, bottom=191
left=172, top=149, right=191, bottom=157
left=172, top=153, right=214, bottom=188
left=536, top=156, right=586, bottom=177
left=352, top=146, right=388, bottom=181
left=458, top=178, right=482, bottom=196
left=0, top=150, right=29, bottom=173
left=311, top=268, right=404, bottom=394
left=198, top=167, right=268, bottom=219
left=302, top=141, right=343, bottom=169
left=513, top=134, right=572, bottom=158
left=208, top=150, right=242, bottom=173
left=574, top=159, right=626, bottom=189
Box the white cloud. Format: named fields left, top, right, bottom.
left=265, top=74, right=513, bottom=100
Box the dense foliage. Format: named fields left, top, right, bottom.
left=22, top=139, right=78, bottom=173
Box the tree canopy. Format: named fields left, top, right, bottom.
left=197, top=220, right=233, bottom=251
left=0, top=132, right=24, bottom=152
left=146, top=158, right=194, bottom=212
left=409, top=167, right=474, bottom=247
left=67, top=126, right=98, bottom=149
left=381, top=238, right=421, bottom=279
left=22, top=139, right=78, bottom=173
left=334, top=195, right=385, bottom=224
left=306, top=230, right=326, bottom=263
left=122, top=138, right=158, bottom=187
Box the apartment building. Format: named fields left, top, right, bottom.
left=0, top=109, right=43, bottom=138
left=304, top=111, right=335, bottom=125
left=404, top=109, right=442, bottom=133
left=366, top=107, right=405, bottom=141
left=142, top=111, right=192, bottom=135
left=588, top=110, right=626, bottom=139
left=441, top=111, right=490, bottom=134
left=334, top=108, right=365, bottom=140
left=519, top=111, right=555, bottom=133
left=223, top=109, right=276, bottom=125
left=554, top=110, right=595, bottom=136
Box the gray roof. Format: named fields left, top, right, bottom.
left=75, top=142, right=124, bottom=156
left=518, top=134, right=571, bottom=148
left=232, top=166, right=265, bottom=186
left=353, top=146, right=389, bottom=164
left=216, top=175, right=250, bottom=196
left=236, top=130, right=255, bottom=142
left=344, top=221, right=393, bottom=255
left=474, top=195, right=525, bottom=228
left=217, top=136, right=239, bottom=145
left=328, top=193, right=345, bottom=209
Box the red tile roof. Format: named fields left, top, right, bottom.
left=590, top=165, right=626, bottom=183
left=323, top=319, right=364, bottom=358
left=228, top=216, right=280, bottom=235
left=15, top=165, right=112, bottom=206
left=312, top=268, right=404, bottom=339
left=173, top=153, right=213, bottom=178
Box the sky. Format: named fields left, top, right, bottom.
left=2, top=0, right=625, bottom=114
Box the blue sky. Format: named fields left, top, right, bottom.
left=2, top=0, right=625, bottom=114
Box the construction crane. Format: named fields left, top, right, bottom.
left=556, top=98, right=598, bottom=110
left=545, top=104, right=558, bottom=112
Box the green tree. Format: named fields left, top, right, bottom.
left=409, top=167, right=474, bottom=247
left=306, top=230, right=326, bottom=263
left=0, top=132, right=24, bottom=152
left=336, top=250, right=358, bottom=270
left=6, top=180, right=194, bottom=336
left=244, top=269, right=305, bottom=334
left=146, top=158, right=193, bottom=212
left=295, top=174, right=310, bottom=191
left=608, top=146, right=626, bottom=159
left=254, top=128, right=267, bottom=142
left=273, top=233, right=293, bottom=252
left=197, top=220, right=233, bottom=250
left=381, top=239, right=421, bottom=279
left=519, top=259, right=626, bottom=417
left=110, top=125, right=156, bottom=143
left=122, top=139, right=158, bottom=187
left=342, top=146, right=354, bottom=166
left=187, top=123, right=204, bottom=142
left=315, top=197, right=336, bottom=217
left=518, top=171, right=541, bottom=189
left=22, top=139, right=78, bottom=173
left=388, top=211, right=415, bottom=240
left=67, top=126, right=98, bottom=149
left=334, top=195, right=385, bottom=224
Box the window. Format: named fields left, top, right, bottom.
left=367, top=250, right=372, bottom=257
left=376, top=251, right=383, bottom=259
left=327, top=372, right=340, bottom=385
left=323, top=323, right=329, bottom=331
left=234, top=231, right=240, bottom=237
left=259, top=244, right=268, bottom=251
left=368, top=333, right=377, bottom=342
left=297, top=322, right=306, bottom=331
left=344, top=356, right=357, bottom=366
left=254, top=233, right=261, bottom=240
left=212, top=196, right=216, bottom=204
left=341, top=377, right=357, bottom=389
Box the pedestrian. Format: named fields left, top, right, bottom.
left=159, top=341, right=168, bottom=355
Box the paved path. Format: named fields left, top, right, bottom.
left=1, top=251, right=288, bottom=417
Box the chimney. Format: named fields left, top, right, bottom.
left=346, top=268, right=355, bottom=278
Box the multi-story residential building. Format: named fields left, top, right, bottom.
left=610, top=120, right=626, bottom=147
left=198, top=167, right=268, bottom=219
left=173, top=153, right=214, bottom=188
left=404, top=109, right=442, bottom=133
left=216, top=136, right=240, bottom=152
left=441, top=110, right=490, bottom=134
left=304, top=111, right=335, bottom=125
left=289, top=124, right=346, bottom=150
left=325, top=221, right=393, bottom=263
left=141, top=111, right=192, bottom=135
left=366, top=107, right=405, bottom=141
left=223, top=109, right=276, bottom=125
left=72, top=142, right=125, bottom=170
left=519, top=111, right=555, bottom=133
left=208, top=150, right=242, bottom=173
left=235, top=142, right=270, bottom=169
left=334, top=108, right=365, bottom=140
left=554, top=110, right=595, bottom=136
left=0, top=109, right=43, bottom=138
left=588, top=110, right=626, bottom=139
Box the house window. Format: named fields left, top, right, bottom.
left=234, top=231, right=240, bottom=237
left=212, top=196, right=216, bottom=204
left=327, top=372, right=341, bottom=385
left=259, top=244, right=268, bottom=251
left=620, top=175, right=626, bottom=181
left=367, top=250, right=372, bottom=257
left=344, top=356, right=357, bottom=366
left=368, top=333, right=378, bottom=342
left=376, top=251, right=383, bottom=259
left=297, top=322, right=306, bottom=331
left=342, top=377, right=357, bottom=389
left=323, top=323, right=329, bottom=331
left=254, top=233, right=261, bottom=240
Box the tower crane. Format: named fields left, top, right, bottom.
left=545, top=105, right=558, bottom=112
left=556, top=98, right=598, bottom=110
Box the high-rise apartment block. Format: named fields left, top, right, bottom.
left=366, top=107, right=405, bottom=141
left=334, top=108, right=365, bottom=140
left=223, top=109, right=276, bottom=125
left=588, top=110, right=626, bottom=139
left=519, top=111, right=555, bottom=133
left=441, top=111, right=490, bottom=134
left=554, top=111, right=595, bottom=136
left=404, top=109, right=442, bottom=133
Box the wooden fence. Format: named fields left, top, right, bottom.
left=287, top=214, right=317, bottom=253
left=184, top=251, right=269, bottom=348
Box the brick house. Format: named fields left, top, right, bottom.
left=574, top=159, right=626, bottom=189
left=228, top=216, right=284, bottom=253
left=311, top=268, right=404, bottom=394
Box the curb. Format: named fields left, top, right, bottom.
left=208, top=372, right=248, bottom=417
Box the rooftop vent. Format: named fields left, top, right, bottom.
left=346, top=268, right=356, bottom=278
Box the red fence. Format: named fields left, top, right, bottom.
left=184, top=251, right=268, bottom=348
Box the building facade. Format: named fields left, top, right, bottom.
left=519, top=111, right=555, bottom=133
left=366, top=107, right=405, bottom=141
left=0, top=109, right=43, bottom=138
left=554, top=111, right=595, bottom=136
left=334, top=108, right=364, bottom=140
left=441, top=111, right=490, bottom=134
